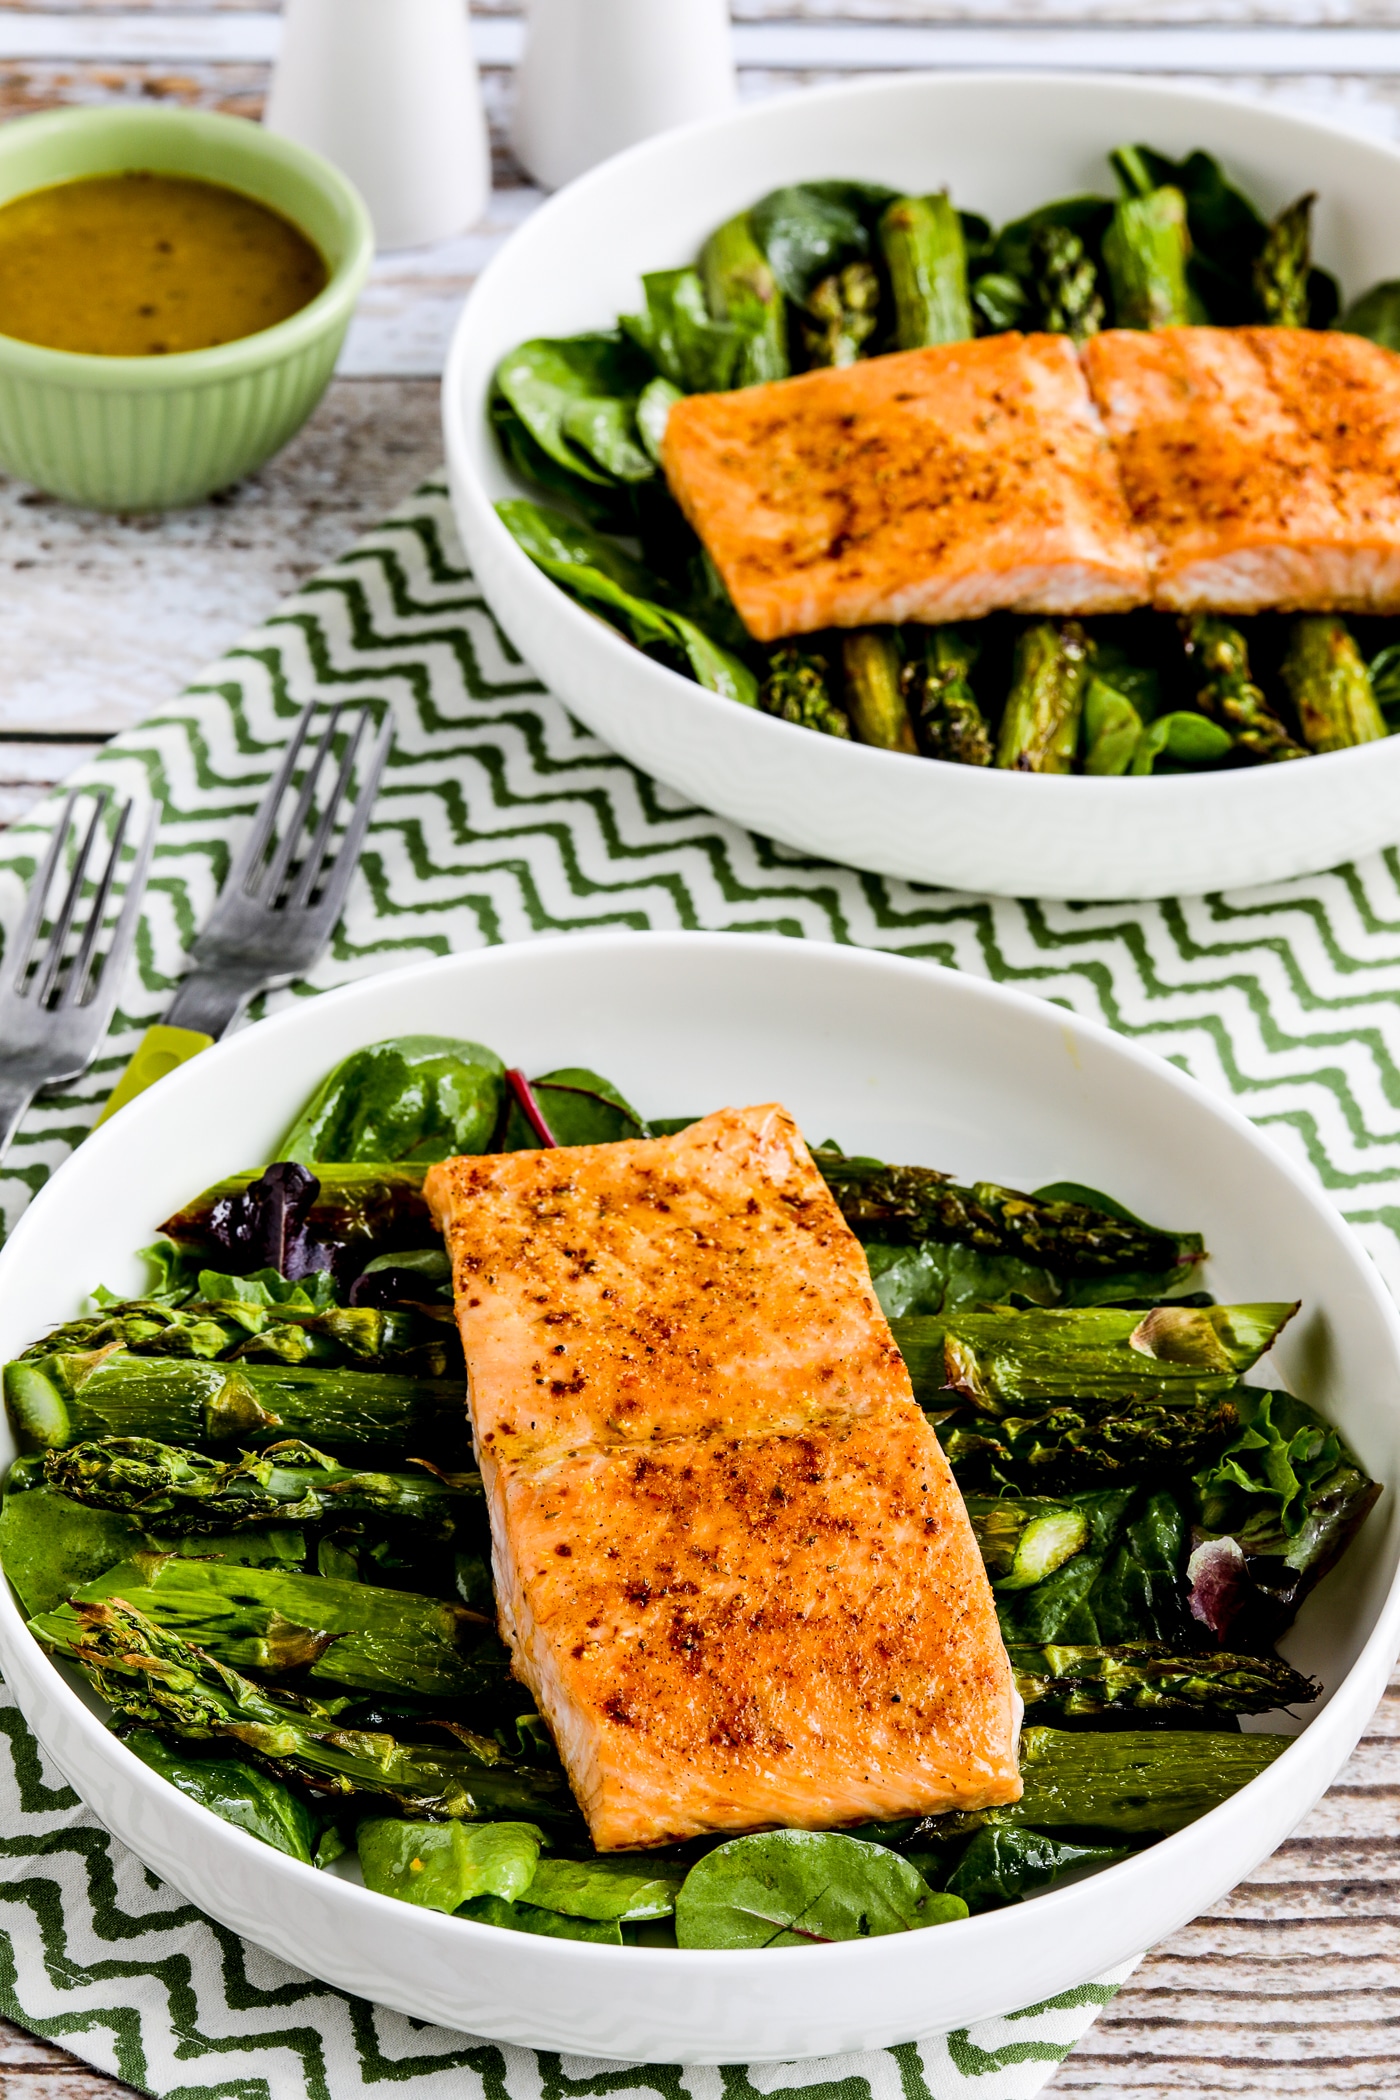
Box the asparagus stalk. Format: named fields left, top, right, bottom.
left=47, top=1553, right=507, bottom=1699
left=995, top=622, right=1092, bottom=772
left=1254, top=193, right=1315, bottom=328
left=801, top=262, right=881, bottom=369
left=1182, top=616, right=1304, bottom=762
left=842, top=633, right=919, bottom=754
left=878, top=194, right=973, bottom=349
left=1280, top=616, right=1387, bottom=753
left=897, top=1302, right=1297, bottom=1413
left=4, top=1348, right=464, bottom=1457
left=1030, top=224, right=1104, bottom=341
left=38, top=1596, right=570, bottom=1821
left=925, top=1724, right=1291, bottom=1838
left=23, top=1295, right=457, bottom=1376
left=758, top=647, right=852, bottom=738
left=699, top=211, right=790, bottom=386
left=1008, top=1641, right=1317, bottom=1720
left=43, top=1437, right=481, bottom=1537
left=965, top=1495, right=1091, bottom=1588
left=815, top=1150, right=1201, bottom=1279
left=904, top=629, right=992, bottom=766
left=1103, top=150, right=1193, bottom=330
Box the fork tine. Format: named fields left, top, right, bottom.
left=84, top=801, right=159, bottom=1020
left=285, top=708, right=371, bottom=912
left=223, top=700, right=321, bottom=900
left=61, top=796, right=133, bottom=1009
left=32, top=789, right=111, bottom=1009
left=7, top=792, right=80, bottom=995
left=301, top=713, right=394, bottom=928
left=261, top=705, right=344, bottom=905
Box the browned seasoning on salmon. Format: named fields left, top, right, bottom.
left=660, top=334, right=1152, bottom=641
left=1081, top=326, right=1400, bottom=613
left=424, top=1103, right=1021, bottom=1851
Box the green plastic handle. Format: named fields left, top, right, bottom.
left=95, top=1024, right=215, bottom=1128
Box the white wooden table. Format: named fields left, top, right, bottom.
left=1, top=6, right=1398, bottom=2095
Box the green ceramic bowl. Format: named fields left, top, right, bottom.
left=0, top=107, right=374, bottom=511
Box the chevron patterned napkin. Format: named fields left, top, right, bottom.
left=1, top=474, right=1397, bottom=2097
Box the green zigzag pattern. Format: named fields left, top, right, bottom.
left=0, top=470, right=1389, bottom=2094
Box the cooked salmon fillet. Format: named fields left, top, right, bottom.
left=425, top=1104, right=1021, bottom=1850
left=661, top=334, right=1151, bottom=641
left=1081, top=326, right=1400, bottom=613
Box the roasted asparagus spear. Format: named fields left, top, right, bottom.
left=699, top=211, right=790, bottom=385
left=1103, top=148, right=1194, bottom=330
left=43, top=1437, right=481, bottom=1536
left=1254, top=193, right=1315, bottom=328
left=903, top=629, right=992, bottom=766
left=1280, top=615, right=1387, bottom=753
left=759, top=647, right=852, bottom=738
left=1009, top=1642, right=1317, bottom=1720
left=879, top=194, right=973, bottom=348
left=801, top=261, right=881, bottom=369
left=36, top=1596, right=571, bottom=1822
left=995, top=622, right=1092, bottom=772
left=1030, top=223, right=1104, bottom=341
left=1182, top=616, right=1304, bottom=761
left=842, top=632, right=919, bottom=753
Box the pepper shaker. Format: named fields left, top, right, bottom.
left=266, top=0, right=490, bottom=250
left=512, top=0, right=737, bottom=194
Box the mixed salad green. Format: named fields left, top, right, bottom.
left=0, top=1036, right=1379, bottom=1948
left=492, top=143, right=1400, bottom=775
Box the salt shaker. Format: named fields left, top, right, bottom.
left=512, top=0, right=737, bottom=194
left=265, top=0, right=490, bottom=251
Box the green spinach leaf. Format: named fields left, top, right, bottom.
left=673, top=1830, right=966, bottom=1949
left=279, top=1036, right=506, bottom=1165
left=944, top=1827, right=1127, bottom=1912
left=458, top=1893, right=623, bottom=1943
left=524, top=1855, right=688, bottom=1921
left=497, top=500, right=759, bottom=707
left=358, top=1819, right=543, bottom=1914
left=124, top=1730, right=318, bottom=1863
left=493, top=334, right=656, bottom=486
left=501, top=1067, right=647, bottom=1153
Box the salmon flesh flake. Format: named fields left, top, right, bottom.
left=425, top=1103, right=1021, bottom=1850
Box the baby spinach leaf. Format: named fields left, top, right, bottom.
left=123, top=1730, right=318, bottom=1863
left=992, top=1487, right=1191, bottom=1647
left=1129, top=711, right=1233, bottom=774
left=1338, top=280, right=1400, bottom=352
left=944, top=1827, right=1127, bottom=1913
left=866, top=1240, right=1059, bottom=1318
left=523, top=1855, right=688, bottom=1921
left=750, top=184, right=877, bottom=304
left=622, top=270, right=755, bottom=394
left=494, top=334, right=656, bottom=486
left=497, top=500, right=759, bottom=708
left=501, top=1067, right=647, bottom=1153
left=279, top=1036, right=506, bottom=1166
left=358, top=1819, right=543, bottom=1915
left=458, top=1893, right=623, bottom=1943
left=1081, top=677, right=1143, bottom=777
left=673, top=1830, right=966, bottom=1949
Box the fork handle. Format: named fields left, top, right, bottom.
left=0, top=1079, right=36, bottom=1169
left=163, top=968, right=269, bottom=1039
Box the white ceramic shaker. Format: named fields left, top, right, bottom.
left=265, top=0, right=491, bottom=250
left=512, top=0, right=737, bottom=193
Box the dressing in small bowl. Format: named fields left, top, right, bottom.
left=0, top=170, right=328, bottom=358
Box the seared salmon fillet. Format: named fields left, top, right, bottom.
left=425, top=1103, right=1021, bottom=1850
left=1081, top=326, right=1400, bottom=613
left=660, top=334, right=1151, bottom=640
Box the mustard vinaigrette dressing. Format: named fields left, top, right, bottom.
left=0, top=171, right=328, bottom=357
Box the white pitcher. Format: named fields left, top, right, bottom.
left=265, top=0, right=490, bottom=251
left=512, top=0, right=737, bottom=194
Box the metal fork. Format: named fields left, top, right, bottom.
left=161, top=700, right=393, bottom=1040
left=0, top=790, right=159, bottom=1161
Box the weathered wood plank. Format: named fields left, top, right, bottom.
left=2, top=377, right=442, bottom=734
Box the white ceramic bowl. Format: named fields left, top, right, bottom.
left=1, top=934, right=1398, bottom=2061
left=444, top=74, right=1400, bottom=902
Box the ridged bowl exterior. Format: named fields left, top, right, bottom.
left=0, top=108, right=372, bottom=511
left=444, top=75, right=1400, bottom=900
